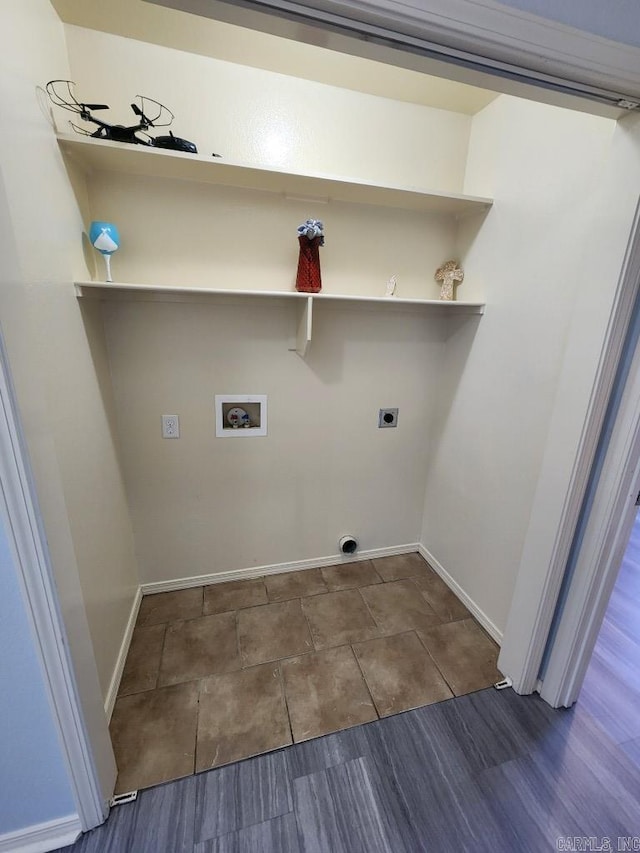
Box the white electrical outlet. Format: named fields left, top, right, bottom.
left=161, top=414, right=180, bottom=439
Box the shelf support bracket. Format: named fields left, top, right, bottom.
left=295, top=296, right=313, bottom=358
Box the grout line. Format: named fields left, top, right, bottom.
left=154, top=624, right=168, bottom=692
left=277, top=661, right=296, bottom=746
left=414, top=629, right=456, bottom=695
left=233, top=609, right=243, bottom=669
left=350, top=643, right=381, bottom=720
left=369, top=563, right=385, bottom=585
left=258, top=575, right=268, bottom=604
left=299, top=595, right=320, bottom=652
left=411, top=573, right=473, bottom=625
left=193, top=677, right=203, bottom=778
left=116, top=685, right=162, bottom=699
left=406, top=577, right=441, bottom=622
left=357, top=587, right=383, bottom=634
left=266, top=587, right=330, bottom=605
left=280, top=639, right=370, bottom=659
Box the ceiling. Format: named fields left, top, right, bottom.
left=49, top=0, right=499, bottom=115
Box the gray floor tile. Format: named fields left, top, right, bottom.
left=422, top=688, right=551, bottom=774
left=480, top=746, right=637, bottom=849
left=479, top=756, right=578, bottom=852
left=195, top=812, right=300, bottom=853
left=195, top=749, right=293, bottom=842
left=579, top=632, right=640, bottom=743
left=621, top=735, right=640, bottom=769
left=284, top=727, right=364, bottom=780
left=294, top=757, right=395, bottom=853
left=125, top=776, right=197, bottom=853
left=61, top=775, right=196, bottom=853
left=362, top=697, right=510, bottom=851
left=536, top=703, right=640, bottom=820
left=53, top=802, right=135, bottom=853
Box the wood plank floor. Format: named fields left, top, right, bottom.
left=578, top=512, right=640, bottom=747
left=56, top=529, right=640, bottom=852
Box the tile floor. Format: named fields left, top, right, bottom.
left=111, top=553, right=502, bottom=793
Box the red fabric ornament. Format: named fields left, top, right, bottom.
left=296, top=235, right=323, bottom=293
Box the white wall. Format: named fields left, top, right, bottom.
left=499, top=108, right=640, bottom=682
left=0, top=0, right=144, bottom=804
left=85, top=171, right=459, bottom=296
left=103, top=297, right=446, bottom=583
left=421, top=96, right=616, bottom=636
left=63, top=25, right=472, bottom=194
left=0, top=0, right=140, bottom=710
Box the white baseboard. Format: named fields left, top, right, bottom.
left=418, top=544, right=503, bottom=644
left=104, top=586, right=143, bottom=721
left=0, top=814, right=81, bottom=853
left=140, top=543, right=421, bottom=595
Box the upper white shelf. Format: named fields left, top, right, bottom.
left=58, top=134, right=493, bottom=216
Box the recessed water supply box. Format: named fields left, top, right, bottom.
left=215, top=395, right=267, bottom=437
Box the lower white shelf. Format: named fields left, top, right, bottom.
left=74, top=281, right=485, bottom=357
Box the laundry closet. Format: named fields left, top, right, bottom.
left=5, top=0, right=640, bottom=804
left=53, top=20, right=634, bottom=706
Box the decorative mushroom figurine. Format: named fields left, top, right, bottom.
left=435, top=260, right=464, bottom=301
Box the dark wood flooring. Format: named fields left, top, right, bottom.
left=56, top=529, right=640, bottom=852
left=578, top=511, right=640, bottom=748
